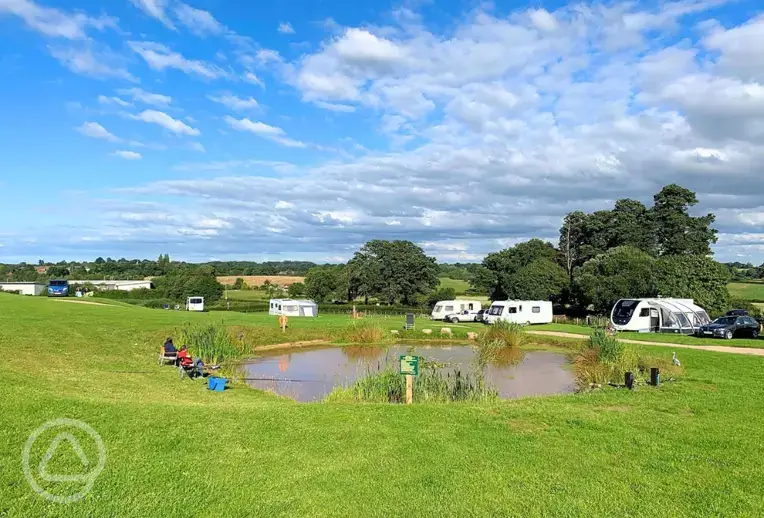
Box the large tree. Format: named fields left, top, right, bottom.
left=651, top=184, right=717, bottom=256
left=347, top=240, right=439, bottom=305
left=509, top=259, right=568, bottom=301
left=654, top=255, right=730, bottom=314
left=154, top=271, right=224, bottom=303
left=574, top=246, right=658, bottom=313
left=477, top=239, right=562, bottom=300
left=304, top=266, right=347, bottom=303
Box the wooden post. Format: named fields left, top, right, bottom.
left=405, top=374, right=413, bottom=404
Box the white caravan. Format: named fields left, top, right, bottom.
left=269, top=299, right=318, bottom=317
left=610, top=298, right=710, bottom=334
left=186, top=296, right=204, bottom=312
left=431, top=300, right=482, bottom=321
left=484, top=301, right=553, bottom=325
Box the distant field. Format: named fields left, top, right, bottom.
left=438, top=277, right=470, bottom=294
left=217, top=275, right=304, bottom=287
left=225, top=290, right=270, bottom=301
left=728, top=281, right=764, bottom=301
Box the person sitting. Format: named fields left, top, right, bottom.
left=177, top=345, right=192, bottom=367
left=192, top=358, right=205, bottom=378
left=163, top=338, right=177, bottom=354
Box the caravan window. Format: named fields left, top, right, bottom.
left=639, top=308, right=650, bottom=317
left=488, top=305, right=503, bottom=316
left=468, top=303, right=474, bottom=310
left=284, top=305, right=297, bottom=312
left=675, top=312, right=691, bottom=327
left=434, top=305, right=442, bottom=313
left=532, top=306, right=540, bottom=313
left=614, top=300, right=638, bottom=320
left=508, top=307, right=518, bottom=314
left=445, top=305, right=454, bottom=312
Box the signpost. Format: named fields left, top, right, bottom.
left=399, top=355, right=419, bottom=404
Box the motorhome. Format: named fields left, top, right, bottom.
left=610, top=298, right=710, bottom=334
left=269, top=299, right=318, bottom=317
left=484, top=301, right=553, bottom=325
left=186, top=296, right=204, bottom=312
left=431, top=300, right=482, bottom=321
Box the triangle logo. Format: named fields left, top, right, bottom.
left=38, top=432, right=91, bottom=483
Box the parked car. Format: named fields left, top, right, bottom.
left=444, top=310, right=480, bottom=323
left=475, top=309, right=488, bottom=323
left=726, top=309, right=749, bottom=316
left=697, top=315, right=760, bottom=339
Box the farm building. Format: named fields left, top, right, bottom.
left=269, top=299, right=318, bottom=317
left=0, top=282, right=47, bottom=296
left=68, top=280, right=153, bottom=291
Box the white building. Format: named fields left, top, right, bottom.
left=0, top=282, right=47, bottom=296
left=269, top=299, right=318, bottom=317
left=68, top=280, right=153, bottom=291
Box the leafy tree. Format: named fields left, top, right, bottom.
left=610, top=199, right=655, bottom=254
left=348, top=240, right=439, bottom=305
left=574, top=246, right=658, bottom=313
left=651, top=184, right=717, bottom=256
left=479, top=239, right=560, bottom=300
left=305, top=266, right=346, bottom=303
left=654, top=255, right=730, bottom=314
left=153, top=271, right=224, bottom=303
left=232, top=277, right=245, bottom=290
left=288, top=282, right=306, bottom=298
left=509, top=259, right=568, bottom=301
left=426, top=287, right=456, bottom=308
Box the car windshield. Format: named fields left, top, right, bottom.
left=713, top=317, right=736, bottom=325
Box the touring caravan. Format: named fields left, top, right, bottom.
left=269, top=299, right=318, bottom=317
left=484, top=301, right=553, bottom=325
left=186, top=296, right=204, bottom=312
left=610, top=298, right=710, bottom=334
left=431, top=300, right=482, bottom=321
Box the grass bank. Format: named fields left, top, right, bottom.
left=3, top=294, right=764, bottom=516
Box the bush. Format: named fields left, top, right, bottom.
left=343, top=321, right=385, bottom=343
left=479, top=320, right=527, bottom=348
left=94, top=288, right=156, bottom=300
left=179, top=322, right=243, bottom=364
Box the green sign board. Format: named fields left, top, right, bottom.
left=399, top=355, right=419, bottom=376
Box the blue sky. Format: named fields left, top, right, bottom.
left=1, top=0, right=764, bottom=264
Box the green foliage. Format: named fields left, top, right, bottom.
left=509, top=259, right=568, bottom=301
left=348, top=240, right=439, bottom=305
left=426, top=286, right=456, bottom=308
left=304, top=265, right=347, bottom=303
left=232, top=277, right=245, bottom=290
left=153, top=271, right=224, bottom=303
left=287, top=282, right=305, bottom=298
left=654, top=255, right=730, bottom=314
left=479, top=320, right=527, bottom=349
left=343, top=321, right=386, bottom=343
left=479, top=239, right=561, bottom=300
left=178, top=322, right=242, bottom=364
left=652, top=184, right=717, bottom=256
left=574, top=246, right=657, bottom=313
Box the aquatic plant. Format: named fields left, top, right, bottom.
left=179, top=322, right=243, bottom=364
left=343, top=320, right=386, bottom=344
left=479, top=320, right=527, bottom=349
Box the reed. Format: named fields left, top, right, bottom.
left=343, top=320, right=386, bottom=343
left=179, top=322, right=243, bottom=364
left=479, top=320, right=527, bottom=348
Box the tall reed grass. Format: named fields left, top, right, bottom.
left=343, top=320, right=385, bottom=343
left=179, top=322, right=243, bottom=364
left=479, top=320, right=527, bottom=348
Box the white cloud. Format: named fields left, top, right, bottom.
left=113, top=150, right=142, bottom=160
left=175, top=3, right=224, bottom=36
left=0, top=0, right=117, bottom=39
left=208, top=93, right=259, bottom=111
left=278, top=22, right=295, bottom=34
left=98, top=95, right=130, bottom=107
left=528, top=9, right=558, bottom=32
left=117, top=87, right=172, bottom=106
left=314, top=101, right=356, bottom=112
left=132, top=110, right=200, bottom=136
left=188, top=142, right=205, bottom=152
left=49, top=43, right=137, bottom=82
left=243, top=72, right=264, bottom=87
left=76, top=122, right=120, bottom=142
left=130, top=0, right=174, bottom=29
left=256, top=49, right=282, bottom=64
left=275, top=200, right=294, bottom=209
left=129, top=41, right=225, bottom=79
left=224, top=116, right=283, bottom=135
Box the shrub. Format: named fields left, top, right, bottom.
left=344, top=321, right=385, bottom=343
left=479, top=320, right=527, bottom=348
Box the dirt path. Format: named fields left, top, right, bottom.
left=528, top=330, right=764, bottom=356
left=55, top=299, right=111, bottom=306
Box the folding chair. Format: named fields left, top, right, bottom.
left=158, top=346, right=178, bottom=365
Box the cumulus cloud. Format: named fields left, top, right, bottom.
left=131, top=110, right=200, bottom=136
left=0, top=0, right=118, bottom=39
left=174, top=2, right=224, bottom=36
left=208, top=93, right=258, bottom=111
left=130, top=0, right=174, bottom=29
left=129, top=41, right=225, bottom=79
left=117, top=87, right=172, bottom=106
left=76, top=121, right=120, bottom=142
left=278, top=22, right=295, bottom=34
left=113, top=150, right=142, bottom=160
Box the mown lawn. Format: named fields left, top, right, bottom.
left=535, top=323, right=764, bottom=348
left=728, top=281, right=764, bottom=301
left=3, top=294, right=764, bottom=516
left=437, top=277, right=471, bottom=294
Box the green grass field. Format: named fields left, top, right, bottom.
left=438, top=277, right=471, bottom=294
left=224, top=289, right=270, bottom=301
left=4, top=294, right=764, bottom=516
left=728, top=281, right=764, bottom=301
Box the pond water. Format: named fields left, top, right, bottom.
left=241, top=345, right=575, bottom=402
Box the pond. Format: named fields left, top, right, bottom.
left=240, top=345, right=575, bottom=402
